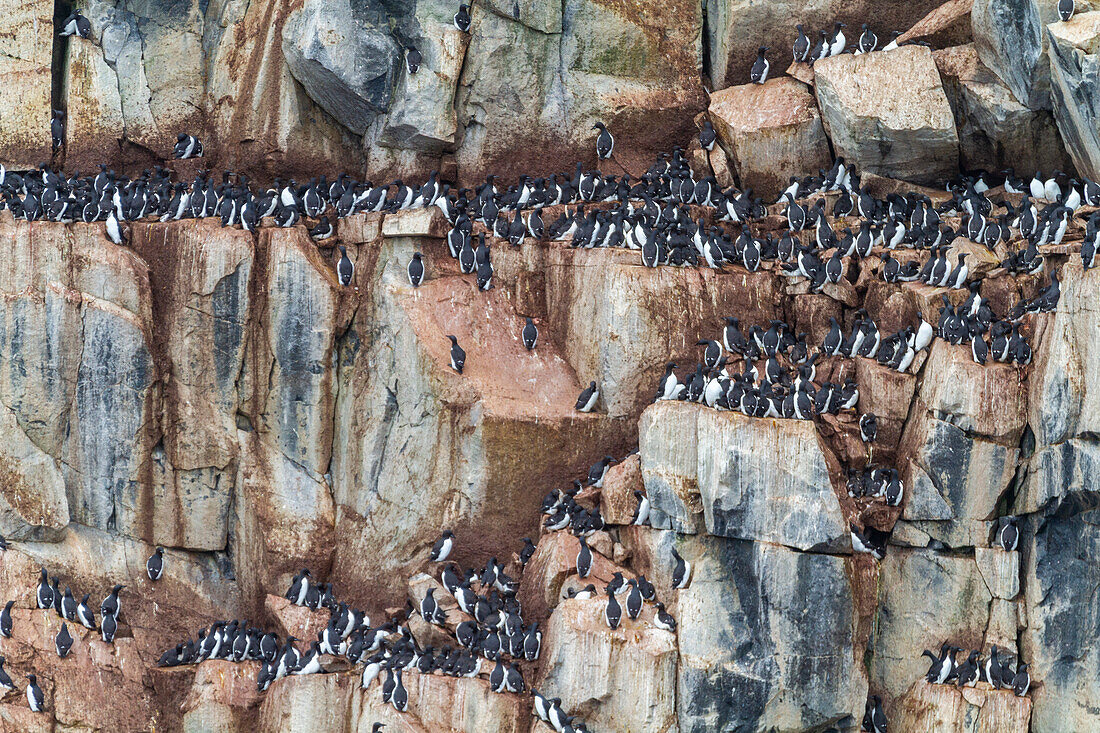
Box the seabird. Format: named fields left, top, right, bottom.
left=575, top=381, right=599, bottom=412
left=431, top=530, right=455, bottom=562
left=147, top=546, right=164, bottom=581
left=337, top=245, right=354, bottom=285
left=750, top=47, right=770, bottom=84
left=407, top=252, right=425, bottom=287
left=447, top=335, right=466, bottom=373
left=406, top=46, right=422, bottom=74
left=522, top=317, right=538, bottom=350
left=26, top=674, right=45, bottom=712
left=594, top=122, right=614, bottom=160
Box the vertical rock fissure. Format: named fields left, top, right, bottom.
left=51, top=0, right=74, bottom=130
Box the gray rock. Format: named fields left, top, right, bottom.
left=537, top=597, right=678, bottom=732
left=640, top=403, right=848, bottom=551
left=281, top=0, right=400, bottom=135
left=972, top=0, right=1059, bottom=111
left=677, top=534, right=866, bottom=733
left=1021, top=261, right=1100, bottom=512
left=1047, top=13, right=1100, bottom=181
left=814, top=46, right=960, bottom=185
left=368, top=1, right=469, bottom=154
left=695, top=409, right=849, bottom=552
left=871, top=548, right=992, bottom=705
left=935, top=44, right=1073, bottom=175
left=639, top=402, right=703, bottom=533
left=1022, top=492, right=1100, bottom=732
left=902, top=414, right=1017, bottom=547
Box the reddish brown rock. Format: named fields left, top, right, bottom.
left=518, top=530, right=631, bottom=621
left=898, top=0, right=975, bottom=47
left=708, top=77, right=832, bottom=199
left=265, top=595, right=329, bottom=644
left=600, top=453, right=643, bottom=526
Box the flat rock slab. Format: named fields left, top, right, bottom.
left=708, top=77, right=831, bottom=199
left=1048, top=12, right=1100, bottom=180
left=814, top=45, right=959, bottom=184
left=640, top=403, right=848, bottom=552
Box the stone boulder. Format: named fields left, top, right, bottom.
left=204, top=0, right=365, bottom=178
left=814, top=45, right=960, bottom=184
left=640, top=402, right=849, bottom=552
left=972, top=0, right=1060, bottom=111
left=0, top=0, right=54, bottom=167
left=1021, top=261, right=1100, bottom=512
left=676, top=534, right=865, bottom=732
left=707, top=77, right=832, bottom=199
left=84, top=0, right=206, bottom=157
left=935, top=44, right=1072, bottom=175
left=537, top=597, right=678, bottom=733
left=600, top=453, right=643, bottom=526
left=181, top=660, right=263, bottom=733
left=898, top=0, right=976, bottom=47
left=367, top=1, right=469, bottom=156
left=281, top=0, right=400, bottom=135
left=1048, top=13, right=1100, bottom=182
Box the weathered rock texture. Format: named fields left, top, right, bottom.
left=708, top=77, right=832, bottom=199
left=1047, top=12, right=1100, bottom=180
left=815, top=46, right=960, bottom=184
left=935, top=44, right=1072, bottom=174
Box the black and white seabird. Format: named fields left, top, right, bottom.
left=863, top=695, right=887, bottom=733
left=26, top=674, right=44, bottom=712
left=106, top=210, right=126, bottom=245
left=594, top=122, right=614, bottom=160
left=576, top=537, right=592, bottom=578
left=575, top=381, right=599, bottom=412
left=671, top=548, right=692, bottom=589
left=308, top=215, right=334, bottom=241
left=454, top=3, right=471, bottom=32
left=0, top=601, right=11, bottom=639
left=336, top=245, right=354, bottom=286
left=522, top=317, right=538, bottom=350
left=406, top=46, right=422, bottom=74
left=60, top=10, right=91, bottom=38
left=172, top=133, right=203, bottom=159
left=101, top=611, right=117, bottom=643
left=699, top=120, right=716, bottom=151
left=55, top=622, right=73, bottom=658
left=407, top=252, right=425, bottom=287
left=1012, top=663, right=1031, bottom=696
left=858, top=413, right=878, bottom=444
left=603, top=589, right=622, bottom=630
left=0, top=657, right=13, bottom=695
left=51, top=110, right=64, bottom=152
left=76, top=594, right=96, bottom=630
left=447, top=335, right=466, bottom=373
left=1059, top=0, right=1075, bottom=22
left=997, top=517, right=1019, bottom=551
left=431, top=530, right=455, bottom=562
left=750, top=47, right=770, bottom=84
left=36, top=569, right=52, bottom=610
left=147, top=546, right=164, bottom=581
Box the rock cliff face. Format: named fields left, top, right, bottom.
left=1, top=1, right=1100, bottom=732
